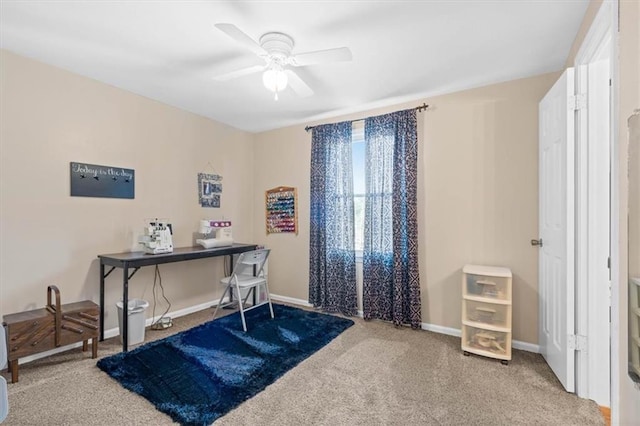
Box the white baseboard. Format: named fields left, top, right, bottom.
left=269, top=294, right=312, bottom=307
left=422, top=322, right=462, bottom=337
left=13, top=298, right=229, bottom=366
left=271, top=298, right=540, bottom=354
left=11, top=297, right=538, bottom=368
left=103, top=299, right=228, bottom=340
left=511, top=340, right=540, bottom=353
left=268, top=298, right=541, bottom=353
left=421, top=322, right=539, bottom=353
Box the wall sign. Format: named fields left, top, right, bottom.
left=70, top=162, right=135, bottom=199
left=265, top=186, right=298, bottom=235
left=198, top=173, right=222, bottom=208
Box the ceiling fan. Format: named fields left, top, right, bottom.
left=213, top=23, right=353, bottom=100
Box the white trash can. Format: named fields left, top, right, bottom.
left=116, top=299, right=149, bottom=345
left=0, top=325, right=8, bottom=423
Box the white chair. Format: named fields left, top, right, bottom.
left=213, top=248, right=274, bottom=331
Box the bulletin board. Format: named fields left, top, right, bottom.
left=70, top=162, right=135, bottom=199
left=265, top=186, right=298, bottom=235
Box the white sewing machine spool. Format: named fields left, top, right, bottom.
left=196, top=220, right=233, bottom=249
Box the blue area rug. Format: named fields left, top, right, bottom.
left=97, top=304, right=354, bottom=425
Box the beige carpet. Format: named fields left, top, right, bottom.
left=2, top=305, right=603, bottom=425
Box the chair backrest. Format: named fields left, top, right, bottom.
left=233, top=249, right=270, bottom=278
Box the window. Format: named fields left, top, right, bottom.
left=352, top=121, right=365, bottom=252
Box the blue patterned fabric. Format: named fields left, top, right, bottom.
left=309, top=121, right=357, bottom=316
left=362, top=109, right=422, bottom=328
left=97, top=304, right=354, bottom=426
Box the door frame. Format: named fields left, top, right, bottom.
left=573, top=0, right=614, bottom=407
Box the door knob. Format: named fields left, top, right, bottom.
left=531, top=239, right=543, bottom=247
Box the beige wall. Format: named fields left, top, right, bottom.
left=0, top=50, right=256, bottom=331
left=251, top=126, right=311, bottom=301
left=618, top=0, right=640, bottom=422
left=254, top=73, right=558, bottom=345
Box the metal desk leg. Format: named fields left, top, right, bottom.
left=122, top=266, right=129, bottom=352
left=100, top=263, right=105, bottom=341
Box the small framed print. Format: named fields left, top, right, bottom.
left=198, top=173, right=222, bottom=208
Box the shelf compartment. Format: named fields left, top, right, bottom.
left=462, top=324, right=511, bottom=359
left=463, top=299, right=510, bottom=328
left=464, top=273, right=510, bottom=301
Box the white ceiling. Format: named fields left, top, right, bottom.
left=0, top=1, right=589, bottom=133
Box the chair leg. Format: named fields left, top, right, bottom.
left=235, top=285, right=248, bottom=332
left=213, top=284, right=231, bottom=320
left=263, top=281, right=275, bottom=319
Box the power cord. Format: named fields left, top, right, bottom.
left=224, top=255, right=231, bottom=277
left=150, top=265, right=172, bottom=330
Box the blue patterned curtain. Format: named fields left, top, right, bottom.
left=362, top=109, right=421, bottom=328
left=309, top=122, right=357, bottom=316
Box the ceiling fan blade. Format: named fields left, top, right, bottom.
left=213, top=65, right=265, bottom=81
left=214, top=23, right=266, bottom=56
left=285, top=70, right=314, bottom=97
left=289, top=47, right=352, bottom=67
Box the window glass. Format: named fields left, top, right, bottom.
left=352, top=122, right=365, bottom=252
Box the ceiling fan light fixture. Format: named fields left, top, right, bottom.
left=214, top=24, right=344, bottom=100
left=262, top=66, right=288, bottom=100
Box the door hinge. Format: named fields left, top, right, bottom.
left=607, top=256, right=611, bottom=269
left=568, top=94, right=587, bottom=111
left=568, top=334, right=587, bottom=351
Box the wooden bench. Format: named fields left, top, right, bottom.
left=2, top=286, right=99, bottom=383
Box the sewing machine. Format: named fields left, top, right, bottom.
left=138, top=219, right=173, bottom=254
left=196, top=220, right=233, bottom=249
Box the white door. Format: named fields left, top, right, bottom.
left=538, top=68, right=575, bottom=392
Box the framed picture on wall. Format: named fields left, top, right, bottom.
left=198, top=173, right=222, bottom=208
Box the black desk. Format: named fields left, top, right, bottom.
left=98, top=243, right=258, bottom=351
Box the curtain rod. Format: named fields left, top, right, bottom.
left=304, top=103, right=429, bottom=132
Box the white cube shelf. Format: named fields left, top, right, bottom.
left=462, top=264, right=512, bottom=364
